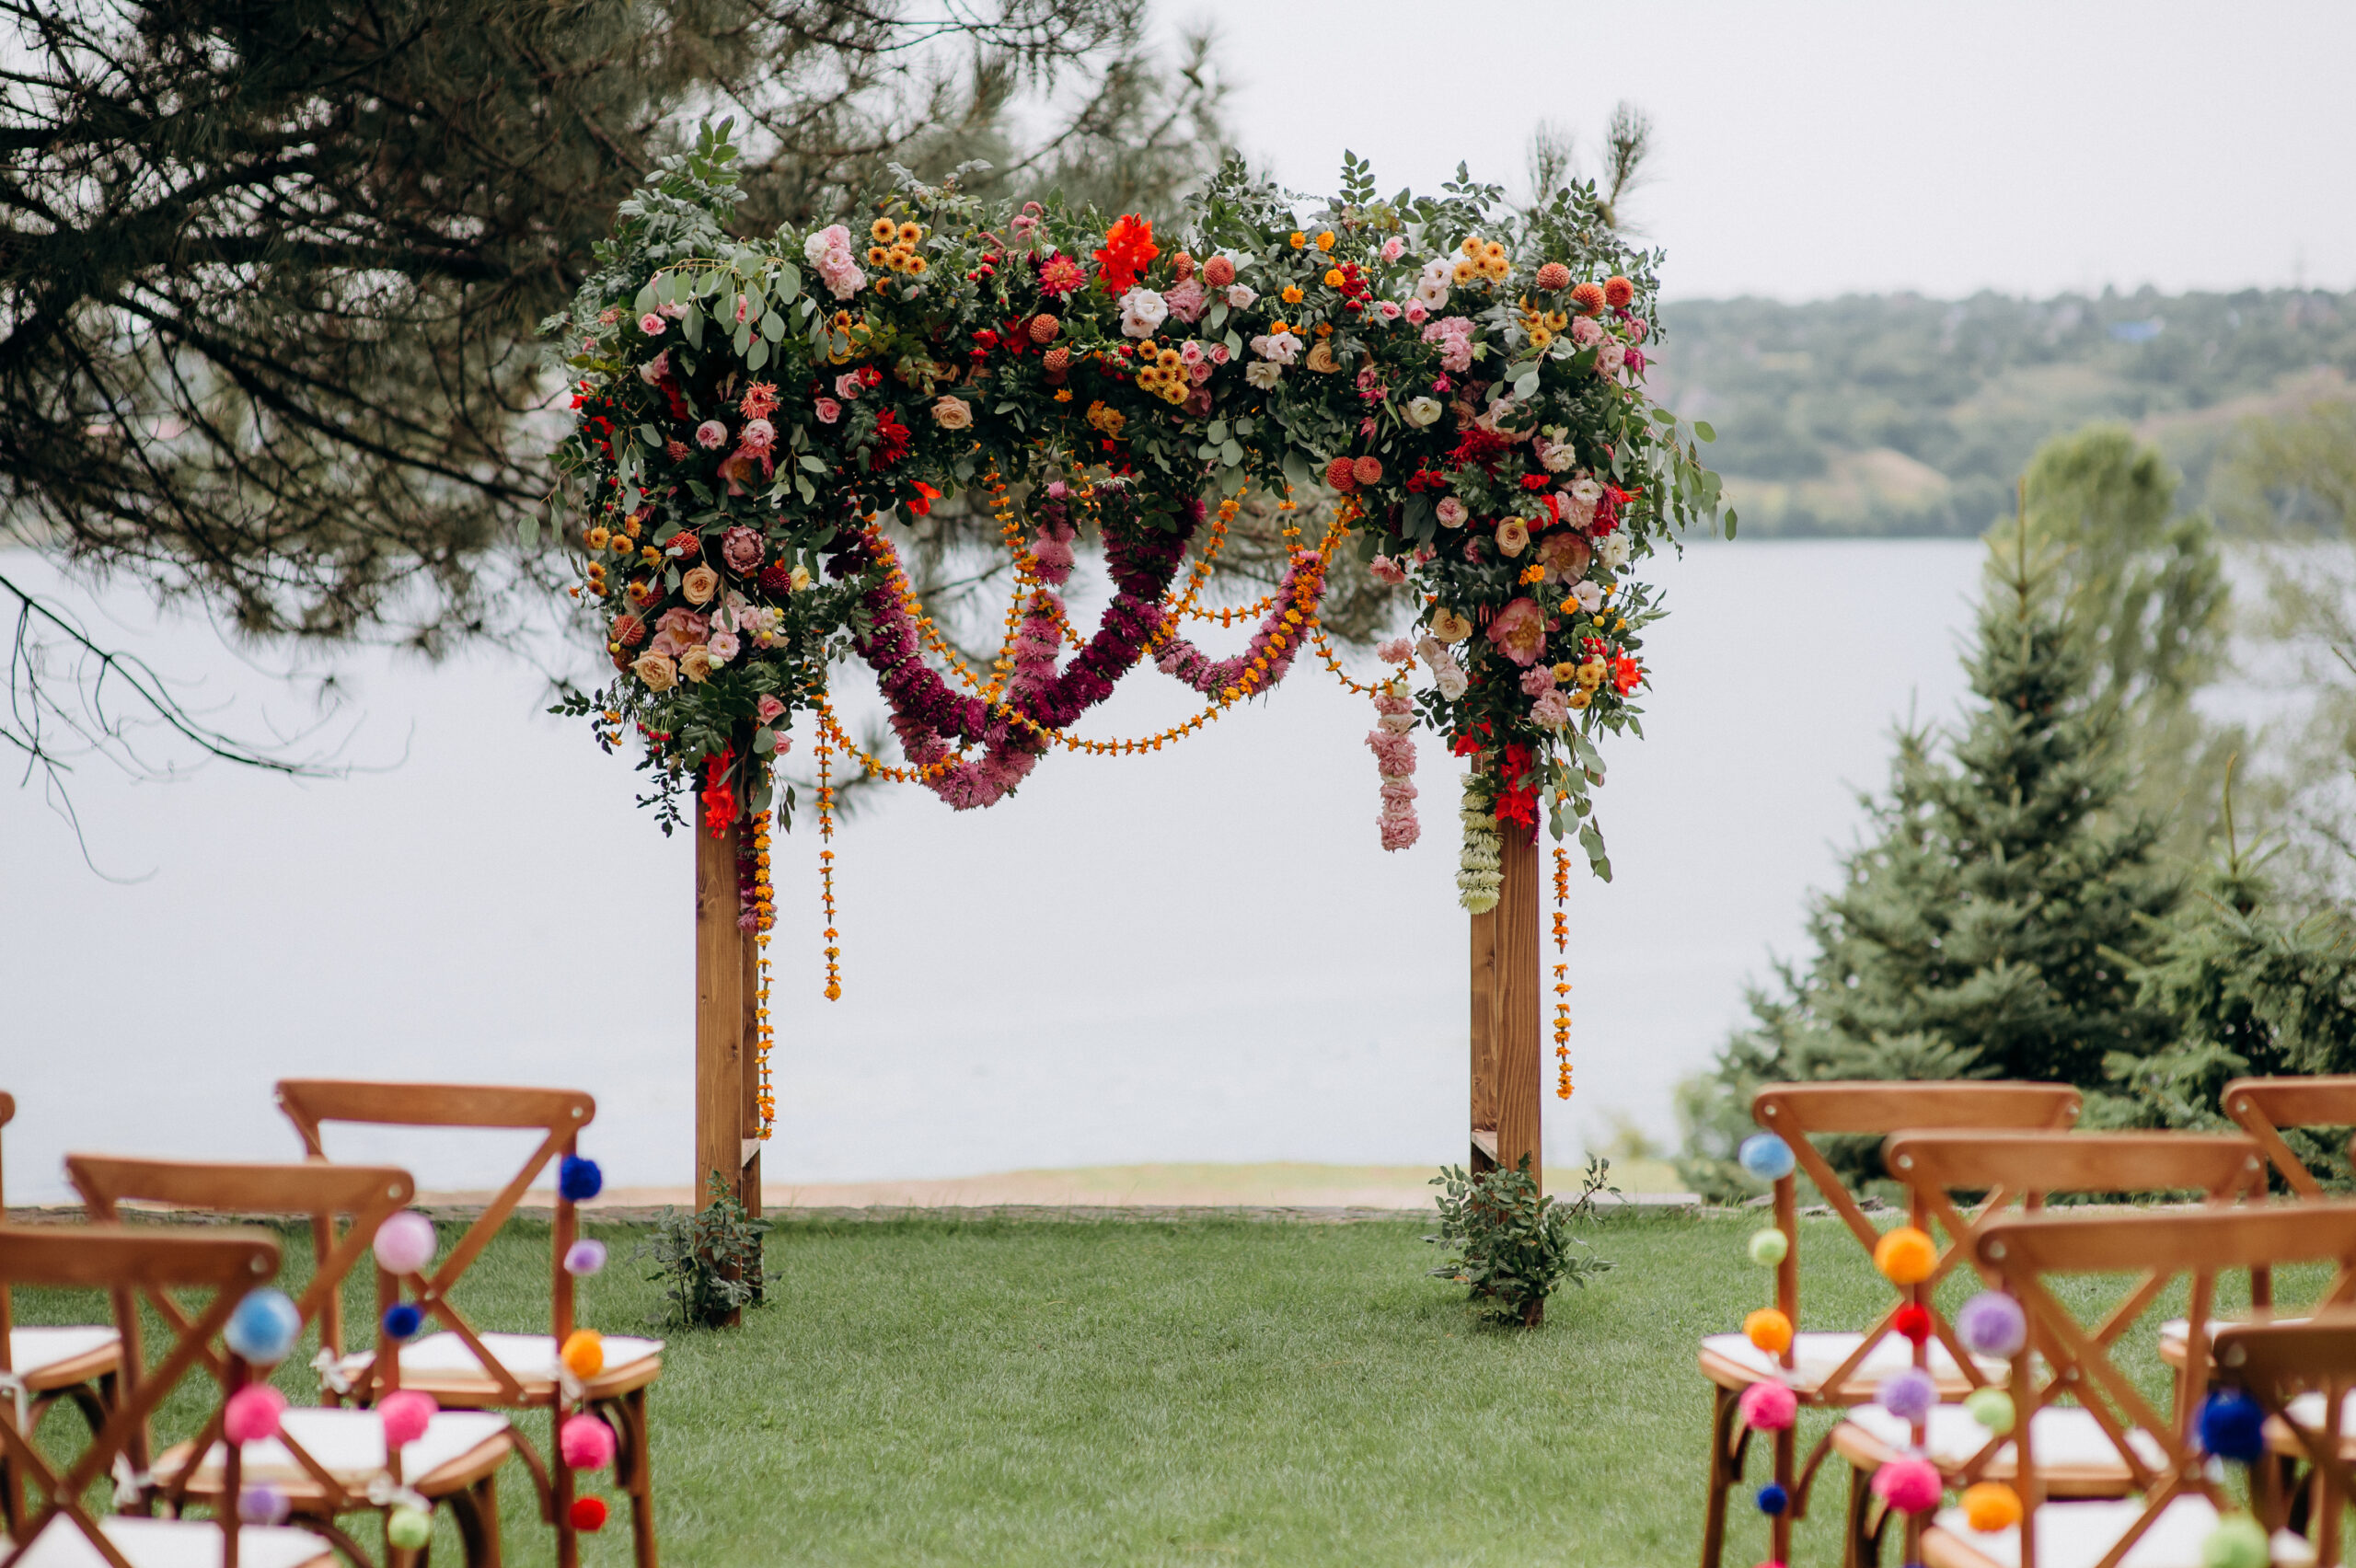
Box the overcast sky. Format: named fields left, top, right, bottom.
left=1161, top=0, right=2356, bottom=301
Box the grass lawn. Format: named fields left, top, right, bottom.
left=10, top=1207, right=2253, bottom=1567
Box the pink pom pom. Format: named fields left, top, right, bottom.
left=1737, top=1380, right=1797, bottom=1433
left=377, top=1389, right=437, bottom=1447
left=560, top=1414, right=617, bottom=1470
left=224, top=1384, right=287, bottom=1444
left=1870, top=1456, right=1943, bottom=1515
left=372, top=1212, right=437, bottom=1276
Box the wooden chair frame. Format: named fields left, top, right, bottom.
left=2223, top=1075, right=2356, bottom=1203
left=1699, top=1082, right=2082, bottom=1568
left=1831, top=1130, right=2268, bottom=1566
left=274, top=1080, right=653, bottom=1568
left=67, top=1154, right=511, bottom=1566
left=2213, top=1317, right=2356, bottom=1568
left=0, top=1223, right=329, bottom=1568
left=1927, top=1204, right=2356, bottom=1568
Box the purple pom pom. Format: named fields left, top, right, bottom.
left=1956, top=1292, right=2027, bottom=1358
left=1878, top=1366, right=1937, bottom=1423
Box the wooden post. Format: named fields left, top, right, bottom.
left=739, top=918, right=762, bottom=1220
left=695, top=819, right=752, bottom=1215
left=1468, top=903, right=1500, bottom=1175
left=1495, top=819, right=1543, bottom=1193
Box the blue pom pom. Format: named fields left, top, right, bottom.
left=1755, top=1483, right=1789, bottom=1516
left=225, top=1289, right=302, bottom=1366
left=2199, top=1389, right=2266, bottom=1463
left=1738, top=1134, right=1796, bottom=1182
left=382, top=1302, right=424, bottom=1342
left=559, top=1156, right=604, bottom=1203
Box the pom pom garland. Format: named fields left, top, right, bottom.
left=1738, top=1380, right=1797, bottom=1432
left=560, top=1415, right=618, bottom=1470
left=559, top=1156, right=605, bottom=1203
left=1754, top=1483, right=1789, bottom=1517
left=2200, top=1515, right=2271, bottom=1568
left=1744, top=1309, right=1794, bottom=1355
left=378, top=1389, right=438, bottom=1447
left=1956, top=1292, right=2027, bottom=1358
left=1877, top=1367, right=1937, bottom=1424
left=1961, top=1482, right=2023, bottom=1533
left=224, top=1384, right=287, bottom=1445
left=1873, top=1227, right=1938, bottom=1286
left=2198, top=1389, right=2266, bottom=1463
left=1747, top=1229, right=1789, bottom=1268
left=225, top=1289, right=302, bottom=1366
left=373, top=1212, right=437, bottom=1277
left=1738, top=1134, right=1796, bottom=1182
left=570, top=1497, right=610, bottom=1531
left=1963, top=1388, right=2016, bottom=1435
left=383, top=1302, right=424, bottom=1341
left=562, top=1330, right=606, bottom=1379
left=1893, top=1305, right=1934, bottom=1345
left=238, top=1485, right=290, bottom=1527
left=564, top=1239, right=608, bottom=1277
left=1869, top=1457, right=1942, bottom=1516
left=387, top=1506, right=433, bottom=1551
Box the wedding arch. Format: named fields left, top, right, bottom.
left=545, top=124, right=1728, bottom=1208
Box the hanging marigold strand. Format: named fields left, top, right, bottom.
left=1553, top=845, right=1574, bottom=1099
left=750, top=811, right=777, bottom=1134
left=817, top=729, right=841, bottom=1002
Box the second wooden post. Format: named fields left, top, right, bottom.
left=1470, top=819, right=1543, bottom=1193
left=694, top=817, right=759, bottom=1215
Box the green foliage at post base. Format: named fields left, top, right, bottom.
left=1426, top=1156, right=1616, bottom=1327
left=635, top=1171, right=778, bottom=1329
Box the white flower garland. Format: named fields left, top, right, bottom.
left=1457, top=773, right=1502, bottom=913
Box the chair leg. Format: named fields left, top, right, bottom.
left=1842, top=1461, right=1870, bottom=1568
left=616, top=1389, right=659, bottom=1568
left=1700, top=1385, right=1748, bottom=1568
left=553, top=1405, right=579, bottom=1568
left=450, top=1475, right=503, bottom=1568
left=1770, top=1426, right=1795, bottom=1564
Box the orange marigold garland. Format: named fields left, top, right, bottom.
left=816, top=730, right=841, bottom=1002
left=750, top=813, right=777, bottom=1135
left=1553, top=845, right=1574, bottom=1098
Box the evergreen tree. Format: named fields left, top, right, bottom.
left=1679, top=513, right=2182, bottom=1195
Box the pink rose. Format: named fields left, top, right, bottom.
left=756, top=695, right=786, bottom=724
left=814, top=398, right=841, bottom=424
left=1403, top=300, right=1429, bottom=326
left=639, top=313, right=665, bottom=336
left=835, top=373, right=864, bottom=400
left=1207, top=342, right=1230, bottom=365
left=738, top=418, right=775, bottom=454
left=1376, top=301, right=1403, bottom=322
left=1520, top=664, right=1557, bottom=697
left=1484, top=597, right=1548, bottom=666
left=707, top=631, right=740, bottom=663
left=721, top=526, right=765, bottom=573
left=1161, top=279, right=1207, bottom=323
left=1435, top=497, right=1468, bottom=527
left=1369, top=555, right=1407, bottom=586
left=1380, top=236, right=1405, bottom=262
left=695, top=420, right=728, bottom=450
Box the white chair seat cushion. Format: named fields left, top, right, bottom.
left=337, top=1331, right=663, bottom=1389
left=179, top=1409, right=513, bottom=1488
left=1847, top=1404, right=2166, bottom=1470
left=7, top=1326, right=121, bottom=1378
left=1930, top=1495, right=2313, bottom=1568
left=2281, top=1387, right=2356, bottom=1429
left=2158, top=1315, right=2306, bottom=1349
left=6, top=1516, right=332, bottom=1568
left=1703, top=1330, right=1994, bottom=1388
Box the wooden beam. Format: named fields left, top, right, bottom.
left=738, top=915, right=762, bottom=1219
left=1468, top=898, right=1500, bottom=1174
left=1495, top=819, right=1543, bottom=1194
left=695, top=817, right=747, bottom=1214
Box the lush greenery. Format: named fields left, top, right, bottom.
left=636, top=1171, right=777, bottom=1328
left=1426, top=1155, right=1616, bottom=1325
left=1657, top=289, right=2355, bottom=538
left=10, top=1210, right=2260, bottom=1567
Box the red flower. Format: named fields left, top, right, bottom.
left=701, top=747, right=738, bottom=839
left=1448, top=426, right=1514, bottom=473
left=1092, top=214, right=1160, bottom=293
left=1405, top=467, right=1447, bottom=493
left=871, top=409, right=911, bottom=467
left=1519, top=473, right=1551, bottom=491
left=1611, top=654, right=1644, bottom=695
left=907, top=480, right=941, bottom=517
left=973, top=329, right=1000, bottom=352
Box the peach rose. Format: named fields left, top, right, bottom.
left=681, top=565, right=720, bottom=605
left=678, top=646, right=716, bottom=684
left=932, top=395, right=973, bottom=430
left=630, top=651, right=678, bottom=691
left=1429, top=607, right=1473, bottom=644
left=1496, top=518, right=1530, bottom=558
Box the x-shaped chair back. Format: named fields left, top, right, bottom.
left=0, top=1224, right=280, bottom=1568
left=2212, top=1315, right=2356, bottom=1568
left=274, top=1080, right=594, bottom=1408
left=1972, top=1203, right=2356, bottom=1568
left=1750, top=1081, right=2082, bottom=1396
left=66, top=1155, right=414, bottom=1514
left=2223, top=1075, right=2356, bottom=1200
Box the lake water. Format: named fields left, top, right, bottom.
left=0, top=539, right=1985, bottom=1203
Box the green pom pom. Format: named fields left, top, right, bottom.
left=387, top=1506, right=432, bottom=1551
left=1963, top=1388, right=2015, bottom=1435
left=2200, top=1515, right=2269, bottom=1568
left=1747, top=1228, right=1789, bottom=1267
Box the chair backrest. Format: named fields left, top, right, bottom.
left=2213, top=1318, right=2356, bottom=1568
left=274, top=1080, right=595, bottom=1405
left=0, top=1224, right=281, bottom=1568
left=1749, top=1081, right=2082, bottom=1391
left=1974, top=1204, right=2356, bottom=1568
left=67, top=1156, right=415, bottom=1514
left=2222, top=1075, right=2356, bottom=1196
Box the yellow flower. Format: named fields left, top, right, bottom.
left=1281, top=284, right=1303, bottom=304
left=1322, top=268, right=1344, bottom=288
left=1545, top=310, right=1569, bottom=331
left=897, top=222, right=923, bottom=246
left=907, top=256, right=928, bottom=275
left=1452, top=259, right=1476, bottom=284
left=1528, top=327, right=1553, bottom=350
left=1552, top=662, right=1580, bottom=685
left=871, top=217, right=897, bottom=242
left=1484, top=241, right=1507, bottom=262
left=1315, top=231, right=1335, bottom=251
left=1461, top=236, right=1484, bottom=259
left=585, top=526, right=611, bottom=550
left=1520, top=564, right=1546, bottom=584
left=1566, top=688, right=1592, bottom=709
left=1268, top=319, right=1289, bottom=335
left=1054, top=387, right=1072, bottom=401
left=1289, top=231, right=1307, bottom=248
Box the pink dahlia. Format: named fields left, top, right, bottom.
left=1485, top=597, right=1548, bottom=666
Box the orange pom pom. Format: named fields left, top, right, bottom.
left=1203, top=256, right=1236, bottom=288
left=1602, top=275, right=1634, bottom=308
left=1535, top=262, right=1572, bottom=292
left=1744, top=1308, right=1794, bottom=1355
left=1352, top=455, right=1383, bottom=487
left=1569, top=282, right=1606, bottom=316
left=1170, top=250, right=1195, bottom=282
left=1324, top=456, right=1358, bottom=492
left=1029, top=316, right=1060, bottom=344
left=1961, top=1482, right=2022, bottom=1533
left=560, top=1329, right=605, bottom=1379
left=1874, top=1227, right=1939, bottom=1286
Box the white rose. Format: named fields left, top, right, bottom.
left=1244, top=361, right=1282, bottom=389
left=1226, top=284, right=1257, bottom=309
left=1599, top=534, right=1631, bottom=570
left=1119, top=286, right=1168, bottom=339
left=1250, top=331, right=1302, bottom=364
left=1403, top=397, right=1443, bottom=427
left=1572, top=581, right=1604, bottom=613
left=1413, top=258, right=1452, bottom=308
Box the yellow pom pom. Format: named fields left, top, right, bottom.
left=1874, top=1226, right=1939, bottom=1286
left=561, top=1329, right=606, bottom=1379
left=1961, top=1482, right=2022, bottom=1533
left=1744, top=1308, right=1794, bottom=1355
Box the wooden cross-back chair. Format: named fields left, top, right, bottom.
left=274, top=1080, right=663, bottom=1568
left=0, top=1091, right=126, bottom=1533
left=0, top=1223, right=337, bottom=1568
left=1831, top=1130, right=2269, bottom=1567
left=2223, top=1076, right=2356, bottom=1200
left=1919, top=1204, right=2356, bottom=1568
left=2213, top=1318, right=2356, bottom=1568
left=69, top=1156, right=516, bottom=1568
left=1699, top=1080, right=2083, bottom=1568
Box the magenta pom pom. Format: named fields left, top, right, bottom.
left=377, top=1389, right=437, bottom=1447
left=1737, top=1380, right=1797, bottom=1433
left=1877, top=1366, right=1938, bottom=1424
left=372, top=1211, right=437, bottom=1277
left=1870, top=1456, right=1943, bottom=1515
left=224, top=1384, right=287, bottom=1445
left=560, top=1414, right=617, bottom=1470
left=1957, top=1291, right=2027, bottom=1358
